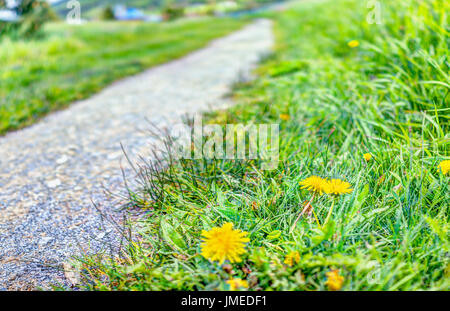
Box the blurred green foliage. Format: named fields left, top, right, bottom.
left=99, top=6, right=115, bottom=20
left=0, top=0, right=57, bottom=37
left=162, top=4, right=185, bottom=21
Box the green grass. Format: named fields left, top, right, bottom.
left=73, top=0, right=449, bottom=291
left=0, top=17, right=246, bottom=135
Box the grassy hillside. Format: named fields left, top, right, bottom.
left=75, top=0, right=449, bottom=291
left=0, top=17, right=246, bottom=135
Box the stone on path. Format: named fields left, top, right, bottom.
left=0, top=19, right=273, bottom=290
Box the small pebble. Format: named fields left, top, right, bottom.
left=38, top=237, right=53, bottom=246
left=56, top=155, right=69, bottom=165
left=47, top=179, right=61, bottom=188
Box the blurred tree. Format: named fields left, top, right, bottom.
left=162, top=4, right=185, bottom=21
left=99, top=6, right=115, bottom=20
left=16, top=0, right=37, bottom=15
left=0, top=0, right=57, bottom=38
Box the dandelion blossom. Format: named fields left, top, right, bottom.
left=226, top=278, right=248, bottom=291
left=279, top=113, right=290, bottom=121
left=284, top=251, right=300, bottom=267
left=363, top=153, right=372, bottom=161
left=348, top=40, right=359, bottom=48
left=201, top=223, right=249, bottom=264
left=324, top=179, right=353, bottom=195
left=299, top=176, right=327, bottom=195
left=438, top=160, right=450, bottom=175
left=325, top=269, right=344, bottom=291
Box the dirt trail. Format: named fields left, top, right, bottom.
left=0, top=19, right=273, bottom=290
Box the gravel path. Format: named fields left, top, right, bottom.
left=0, top=19, right=273, bottom=290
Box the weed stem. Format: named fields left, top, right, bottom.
left=324, top=199, right=335, bottom=226
left=290, top=194, right=317, bottom=233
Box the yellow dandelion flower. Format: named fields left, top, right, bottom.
left=299, top=176, right=327, bottom=195
left=438, top=160, right=450, bottom=175
left=363, top=153, right=372, bottom=161
left=284, top=251, right=300, bottom=267
left=226, top=278, right=248, bottom=291
left=324, top=179, right=353, bottom=195
left=348, top=40, right=360, bottom=48
left=201, top=222, right=249, bottom=264
left=325, top=269, right=344, bottom=291
left=279, top=113, right=290, bottom=121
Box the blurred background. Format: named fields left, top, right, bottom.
left=0, top=0, right=285, bottom=135
left=0, top=0, right=284, bottom=37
